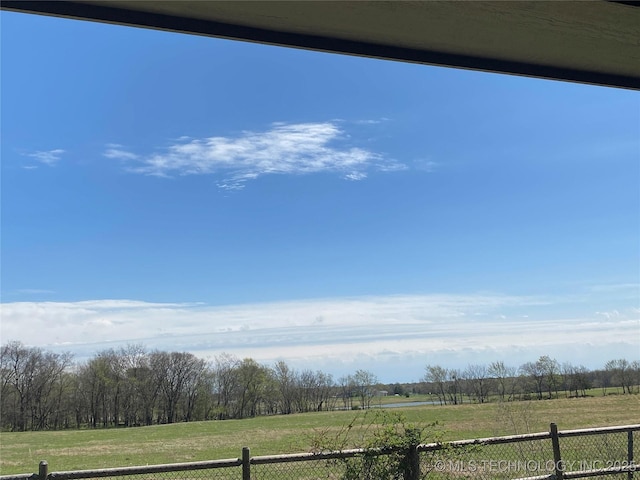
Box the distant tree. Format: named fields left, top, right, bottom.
left=1, top=341, right=40, bottom=431
left=631, top=361, right=640, bottom=394
left=537, top=356, right=560, bottom=399
left=212, top=353, right=240, bottom=419
left=235, top=358, right=273, bottom=418
left=573, top=365, right=591, bottom=397
left=295, top=369, right=317, bottom=413
left=338, top=374, right=355, bottom=410
left=353, top=369, right=378, bottom=409
left=29, top=350, right=73, bottom=430
left=423, top=365, right=448, bottom=405
left=446, top=368, right=463, bottom=405
left=593, top=367, right=608, bottom=396
left=629, top=360, right=640, bottom=393
left=488, top=361, right=516, bottom=401
left=116, top=344, right=149, bottom=427
left=305, top=370, right=334, bottom=412
left=464, top=364, right=489, bottom=403
left=316, top=371, right=336, bottom=411
left=180, top=355, right=208, bottom=422
left=605, top=359, right=632, bottom=394
left=519, top=361, right=544, bottom=400
left=77, top=357, right=107, bottom=428
left=0, top=341, right=72, bottom=431
left=391, top=383, right=405, bottom=396
left=273, top=360, right=297, bottom=415
left=561, top=362, right=575, bottom=397
left=150, top=351, right=206, bottom=423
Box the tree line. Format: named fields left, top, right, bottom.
left=0, top=341, right=379, bottom=431
left=422, top=356, right=640, bottom=405
left=1, top=341, right=637, bottom=431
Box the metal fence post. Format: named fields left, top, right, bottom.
left=628, top=430, right=633, bottom=480
left=38, top=461, right=48, bottom=480
left=242, top=447, right=250, bottom=480
left=550, top=423, right=564, bottom=480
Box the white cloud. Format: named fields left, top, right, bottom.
left=354, top=118, right=391, bottom=125
left=103, top=144, right=139, bottom=161
left=1, top=294, right=637, bottom=382
left=596, top=309, right=620, bottom=319
left=106, top=122, right=404, bottom=189
left=10, top=289, right=56, bottom=295
left=25, top=149, right=65, bottom=166
left=344, top=172, right=367, bottom=181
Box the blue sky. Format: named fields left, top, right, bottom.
left=1, top=11, right=639, bottom=382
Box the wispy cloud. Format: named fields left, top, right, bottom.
left=10, top=289, right=56, bottom=295
left=105, top=122, right=403, bottom=189
left=588, top=283, right=640, bottom=293
left=354, top=117, right=391, bottom=125
left=1, top=294, right=637, bottom=381
left=103, top=144, right=139, bottom=161
left=24, top=149, right=65, bottom=166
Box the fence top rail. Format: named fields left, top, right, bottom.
left=45, top=458, right=242, bottom=480
left=557, top=424, right=640, bottom=438
left=0, top=475, right=37, bottom=480
left=417, top=431, right=552, bottom=451
left=415, top=423, right=640, bottom=451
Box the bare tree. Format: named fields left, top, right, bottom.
left=447, top=368, right=463, bottom=405
left=273, top=360, right=297, bottom=414
left=150, top=351, right=206, bottom=423
left=212, top=353, right=240, bottom=419
left=519, top=361, right=544, bottom=400
left=464, top=364, right=489, bottom=403
left=30, top=350, right=73, bottom=430
left=605, top=359, right=632, bottom=394
left=537, top=356, right=560, bottom=399
left=573, top=365, right=591, bottom=397
left=234, top=358, right=270, bottom=418
left=488, top=361, right=516, bottom=401
left=116, top=344, right=149, bottom=426
left=423, top=365, right=448, bottom=405
left=353, top=369, right=378, bottom=409
left=560, top=362, right=590, bottom=398
left=180, top=355, right=208, bottom=422
left=561, top=362, right=575, bottom=398
left=338, top=374, right=355, bottom=410
left=0, top=342, right=72, bottom=431
left=314, top=371, right=335, bottom=411
left=631, top=360, right=640, bottom=394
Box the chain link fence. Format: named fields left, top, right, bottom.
left=554, top=427, right=638, bottom=480
left=419, top=434, right=555, bottom=479
left=2, top=424, right=637, bottom=480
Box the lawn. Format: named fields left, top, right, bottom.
left=1, top=394, right=638, bottom=475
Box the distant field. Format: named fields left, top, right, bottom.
left=1, top=394, right=638, bottom=475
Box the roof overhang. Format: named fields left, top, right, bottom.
left=2, top=1, right=639, bottom=90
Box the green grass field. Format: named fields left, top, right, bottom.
left=1, top=394, right=638, bottom=475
